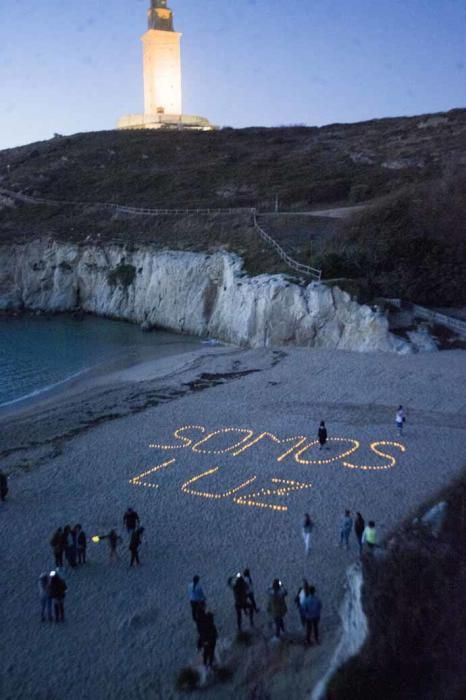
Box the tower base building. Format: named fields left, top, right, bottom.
left=118, top=1, right=214, bottom=131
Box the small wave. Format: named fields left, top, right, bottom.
left=0, top=366, right=94, bottom=409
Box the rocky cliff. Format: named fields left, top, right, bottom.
left=311, top=564, right=368, bottom=700
left=0, top=239, right=408, bottom=352
left=323, top=477, right=466, bottom=700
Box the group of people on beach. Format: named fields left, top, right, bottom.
left=188, top=505, right=379, bottom=668
left=48, top=507, right=144, bottom=569
left=338, top=510, right=377, bottom=553
left=41, top=507, right=145, bottom=622
left=39, top=570, right=67, bottom=622
left=189, top=569, right=324, bottom=667
left=302, top=509, right=377, bottom=557
left=50, top=524, right=88, bottom=568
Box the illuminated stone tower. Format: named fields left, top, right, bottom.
left=118, top=0, right=213, bottom=130
left=143, top=0, right=182, bottom=116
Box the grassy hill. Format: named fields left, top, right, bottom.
left=0, top=108, right=465, bottom=304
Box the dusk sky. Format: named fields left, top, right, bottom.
left=0, top=0, right=464, bottom=150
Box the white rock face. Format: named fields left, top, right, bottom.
left=311, top=563, right=369, bottom=700
left=0, top=239, right=410, bottom=352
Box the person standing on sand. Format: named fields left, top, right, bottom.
left=189, top=575, right=206, bottom=622
left=267, top=578, right=288, bottom=639
left=123, top=507, right=140, bottom=537
left=340, top=510, right=353, bottom=550
left=129, top=526, right=144, bottom=567
left=318, top=421, right=328, bottom=450
left=197, top=611, right=218, bottom=668
left=362, top=521, right=377, bottom=551
left=48, top=570, right=67, bottom=622
left=302, top=585, right=322, bottom=645
left=302, top=513, right=314, bottom=556
left=0, top=469, right=8, bottom=501
left=39, top=572, right=52, bottom=622
left=50, top=527, right=65, bottom=568
left=243, top=568, right=260, bottom=613
left=354, top=512, right=365, bottom=554
left=228, top=573, right=254, bottom=632
left=63, top=525, right=77, bottom=568
left=295, top=578, right=310, bottom=628
left=75, top=525, right=87, bottom=565
left=396, top=405, right=406, bottom=436
left=104, top=529, right=122, bottom=561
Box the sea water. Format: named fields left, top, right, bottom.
left=0, top=315, right=202, bottom=407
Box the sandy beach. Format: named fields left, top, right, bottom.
left=1, top=345, right=465, bottom=699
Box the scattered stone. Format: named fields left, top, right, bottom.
left=407, top=326, right=438, bottom=352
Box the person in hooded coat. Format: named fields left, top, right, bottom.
left=228, top=574, right=254, bottom=632
left=197, top=611, right=218, bottom=668
left=267, top=578, right=288, bottom=638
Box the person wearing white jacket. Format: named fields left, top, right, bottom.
left=396, top=405, right=406, bottom=435
left=302, top=513, right=314, bottom=556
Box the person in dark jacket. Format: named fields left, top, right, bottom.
left=129, top=526, right=144, bottom=567
left=50, top=527, right=65, bottom=568
left=267, top=578, right=288, bottom=638
left=123, top=508, right=140, bottom=536
left=318, top=421, right=328, bottom=450
left=48, top=570, right=67, bottom=622
left=302, top=585, right=322, bottom=645
left=228, top=574, right=254, bottom=631
left=354, top=512, right=365, bottom=554
left=104, top=529, right=122, bottom=561
left=243, top=568, right=259, bottom=613
left=63, top=525, right=77, bottom=568
left=197, top=611, right=218, bottom=668
left=0, top=469, right=8, bottom=501
left=75, top=525, right=87, bottom=565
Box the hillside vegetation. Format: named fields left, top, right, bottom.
left=0, top=109, right=465, bottom=304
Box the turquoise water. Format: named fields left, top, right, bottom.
left=0, top=316, right=201, bottom=407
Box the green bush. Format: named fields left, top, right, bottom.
left=319, top=172, right=466, bottom=305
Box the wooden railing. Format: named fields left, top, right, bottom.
left=0, top=187, right=322, bottom=281
left=252, top=213, right=322, bottom=281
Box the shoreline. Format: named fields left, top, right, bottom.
left=0, top=314, right=210, bottom=420
left=0, top=345, right=207, bottom=420
left=0, top=343, right=253, bottom=464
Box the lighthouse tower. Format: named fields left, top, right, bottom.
left=143, top=0, right=182, bottom=116
left=118, top=0, right=213, bottom=130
